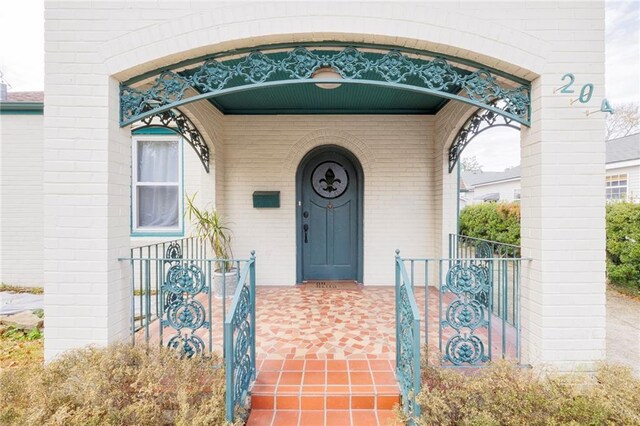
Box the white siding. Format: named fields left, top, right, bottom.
left=0, top=114, right=44, bottom=287
left=470, top=179, right=522, bottom=204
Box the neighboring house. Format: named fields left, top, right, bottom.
left=461, top=133, right=640, bottom=206
left=0, top=2, right=613, bottom=392
left=605, top=133, right=640, bottom=201
left=461, top=166, right=522, bottom=207
left=0, top=90, right=44, bottom=287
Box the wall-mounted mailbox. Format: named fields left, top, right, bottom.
left=253, top=191, right=280, bottom=208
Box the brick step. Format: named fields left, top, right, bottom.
left=251, top=386, right=400, bottom=411
left=247, top=409, right=401, bottom=426
left=247, top=358, right=402, bottom=425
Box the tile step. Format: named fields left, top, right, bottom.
left=247, top=409, right=403, bottom=426
left=250, top=391, right=400, bottom=411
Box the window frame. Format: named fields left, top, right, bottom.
left=605, top=173, right=628, bottom=201
left=131, top=134, right=184, bottom=237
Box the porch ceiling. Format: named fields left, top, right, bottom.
left=182, top=50, right=463, bottom=115
left=207, top=81, right=450, bottom=115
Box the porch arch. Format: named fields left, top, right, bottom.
left=103, top=3, right=547, bottom=82
left=118, top=44, right=532, bottom=128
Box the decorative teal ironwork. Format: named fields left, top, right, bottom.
left=441, top=262, right=491, bottom=366
left=449, top=234, right=521, bottom=331
left=448, top=101, right=520, bottom=173
left=395, top=250, right=421, bottom=419
left=120, top=45, right=531, bottom=127
left=165, top=241, right=183, bottom=263
left=225, top=251, right=256, bottom=424
left=134, top=108, right=210, bottom=173
left=161, top=262, right=210, bottom=358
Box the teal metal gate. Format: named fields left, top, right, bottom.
left=224, top=251, right=257, bottom=423
left=395, top=250, right=421, bottom=418
left=121, top=240, right=257, bottom=423
left=395, top=248, right=523, bottom=419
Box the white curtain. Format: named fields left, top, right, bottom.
left=137, top=140, right=179, bottom=228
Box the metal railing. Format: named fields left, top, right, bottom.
left=127, top=237, right=247, bottom=337
left=225, top=251, right=256, bottom=423
left=449, top=233, right=520, bottom=259
left=397, top=254, right=522, bottom=368
left=119, top=238, right=257, bottom=423
left=395, top=251, right=421, bottom=419
left=449, top=234, right=521, bottom=326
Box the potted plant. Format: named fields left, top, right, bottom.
left=185, top=193, right=236, bottom=298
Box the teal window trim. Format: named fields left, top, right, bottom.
left=0, top=102, right=44, bottom=115
left=130, top=134, right=185, bottom=237
left=132, top=126, right=179, bottom=135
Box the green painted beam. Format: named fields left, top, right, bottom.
left=0, top=102, right=44, bottom=115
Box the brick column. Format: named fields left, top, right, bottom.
left=43, top=77, right=131, bottom=360
left=520, top=73, right=607, bottom=371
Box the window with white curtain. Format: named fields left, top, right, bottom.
left=132, top=135, right=183, bottom=234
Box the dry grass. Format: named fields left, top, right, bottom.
left=0, top=326, right=43, bottom=369
left=0, top=283, right=44, bottom=294
left=412, top=361, right=640, bottom=425
left=609, top=282, right=640, bottom=302
left=0, top=344, right=233, bottom=426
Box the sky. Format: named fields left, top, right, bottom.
left=0, top=1, right=638, bottom=172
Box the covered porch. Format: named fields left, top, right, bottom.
left=42, top=3, right=608, bottom=422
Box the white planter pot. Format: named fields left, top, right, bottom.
left=213, top=269, right=238, bottom=298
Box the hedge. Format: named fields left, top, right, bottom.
left=459, top=202, right=520, bottom=246
left=606, top=201, right=640, bottom=290
left=459, top=201, right=640, bottom=291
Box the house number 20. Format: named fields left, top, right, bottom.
left=558, top=73, right=614, bottom=114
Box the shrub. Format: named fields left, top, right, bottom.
left=606, top=201, right=640, bottom=290
left=459, top=202, right=521, bottom=246
left=0, top=344, right=232, bottom=426
left=415, top=361, right=640, bottom=425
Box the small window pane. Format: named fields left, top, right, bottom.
left=137, top=140, right=179, bottom=182
left=137, top=186, right=179, bottom=227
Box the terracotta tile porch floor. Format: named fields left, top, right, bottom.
left=137, top=286, right=517, bottom=425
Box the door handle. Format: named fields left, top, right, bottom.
left=303, top=224, right=309, bottom=243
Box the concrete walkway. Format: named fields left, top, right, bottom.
left=606, top=290, right=640, bottom=376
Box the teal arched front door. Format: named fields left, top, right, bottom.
left=297, top=147, right=363, bottom=282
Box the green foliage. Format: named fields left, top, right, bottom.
left=186, top=193, right=233, bottom=272
left=1, top=326, right=43, bottom=342
left=459, top=202, right=521, bottom=246
left=606, top=201, right=640, bottom=290
left=415, top=361, right=640, bottom=425
left=0, top=343, right=232, bottom=426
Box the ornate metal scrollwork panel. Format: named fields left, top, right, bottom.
left=229, top=281, right=255, bottom=410
left=134, top=108, right=210, bottom=173
left=441, top=261, right=491, bottom=366
left=161, top=262, right=209, bottom=358
left=120, top=45, right=531, bottom=127
left=448, top=102, right=521, bottom=173
left=397, top=279, right=419, bottom=417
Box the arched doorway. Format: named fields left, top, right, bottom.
left=296, top=145, right=364, bottom=283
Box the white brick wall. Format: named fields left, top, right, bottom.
left=43, top=1, right=607, bottom=370
left=0, top=114, right=44, bottom=287
left=223, top=115, right=435, bottom=285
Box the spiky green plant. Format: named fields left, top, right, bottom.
left=185, top=193, right=234, bottom=272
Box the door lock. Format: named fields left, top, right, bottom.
left=303, top=224, right=309, bottom=243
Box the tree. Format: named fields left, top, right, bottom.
left=606, top=102, right=640, bottom=140
left=461, top=156, right=483, bottom=172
